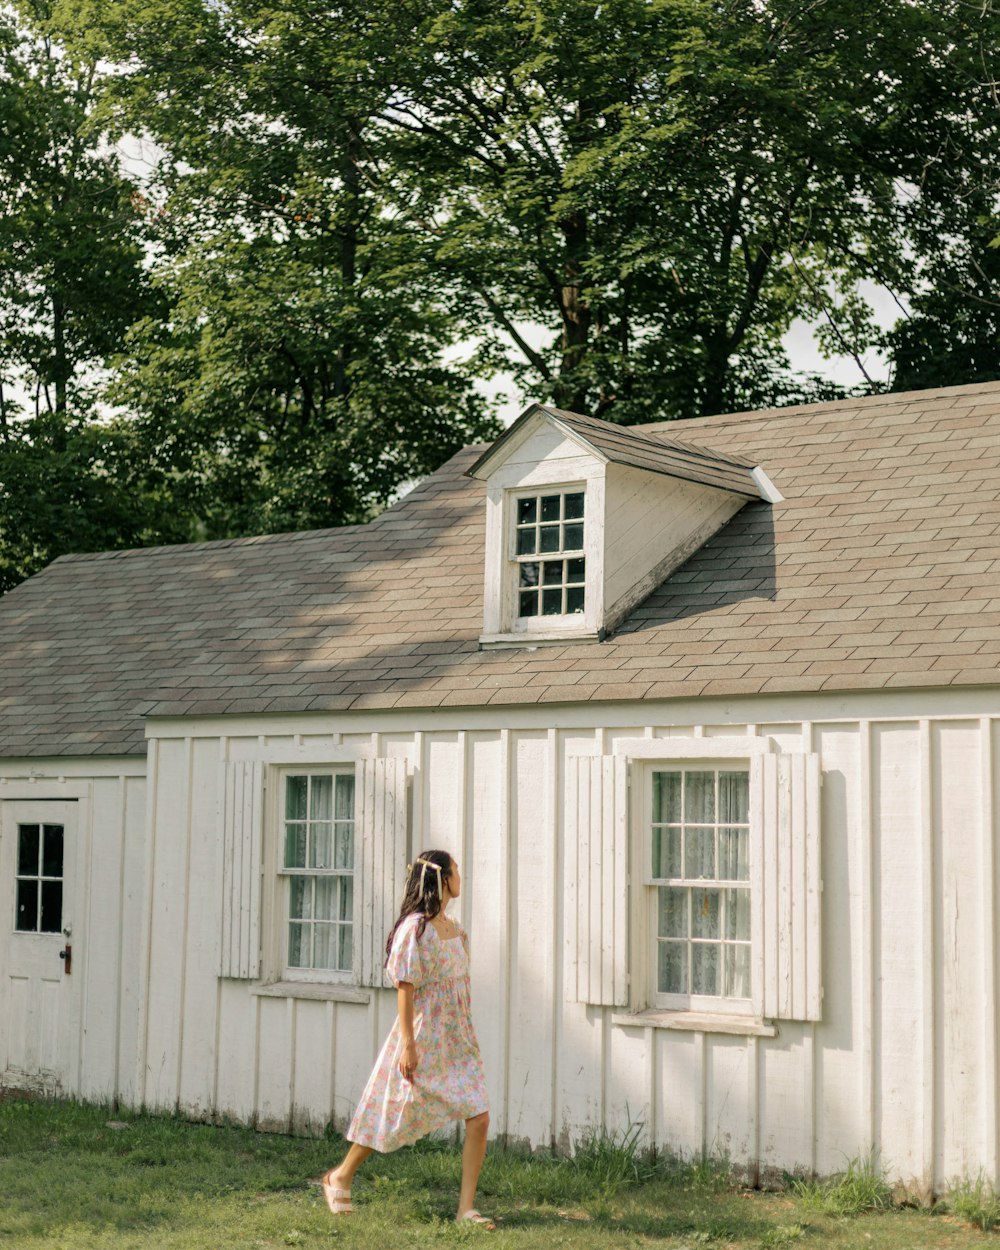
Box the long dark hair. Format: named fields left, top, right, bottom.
left=384, top=848, right=453, bottom=963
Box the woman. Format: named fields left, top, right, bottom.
left=321, top=849, right=494, bottom=1227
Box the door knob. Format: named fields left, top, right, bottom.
left=59, top=944, right=72, bottom=975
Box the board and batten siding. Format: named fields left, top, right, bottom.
left=131, top=705, right=1000, bottom=1195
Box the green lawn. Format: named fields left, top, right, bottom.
left=0, top=1098, right=996, bottom=1249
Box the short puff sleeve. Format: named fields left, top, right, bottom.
left=385, top=916, right=425, bottom=988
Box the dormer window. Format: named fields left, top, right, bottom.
left=515, top=490, right=586, bottom=619
left=468, top=403, right=777, bottom=649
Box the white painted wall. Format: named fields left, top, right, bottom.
left=119, top=692, right=1000, bottom=1197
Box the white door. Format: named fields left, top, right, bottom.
left=0, top=800, right=81, bottom=1093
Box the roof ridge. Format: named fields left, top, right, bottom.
left=635, top=378, right=1000, bottom=435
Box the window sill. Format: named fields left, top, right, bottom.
left=611, top=1009, right=777, bottom=1037
left=479, top=628, right=603, bottom=649
left=251, top=981, right=372, bottom=1004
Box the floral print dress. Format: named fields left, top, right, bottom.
left=347, top=913, right=489, bottom=1152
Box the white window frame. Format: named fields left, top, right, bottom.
left=506, top=482, right=592, bottom=635
left=637, top=760, right=752, bottom=1017
left=268, top=765, right=358, bottom=986
left=509, top=485, right=588, bottom=624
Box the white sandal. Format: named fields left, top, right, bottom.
left=321, top=1171, right=352, bottom=1215
left=457, top=1209, right=496, bottom=1229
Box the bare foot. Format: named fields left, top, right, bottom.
left=456, top=1209, right=496, bottom=1229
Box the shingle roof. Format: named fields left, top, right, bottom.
left=469, top=402, right=764, bottom=497
left=3, top=379, right=1000, bottom=758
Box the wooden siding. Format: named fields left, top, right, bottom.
left=12, top=693, right=1000, bottom=1196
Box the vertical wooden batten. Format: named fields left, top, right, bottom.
left=981, top=717, right=998, bottom=1185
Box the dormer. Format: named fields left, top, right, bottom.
left=468, top=403, right=780, bottom=648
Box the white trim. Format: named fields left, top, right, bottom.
left=611, top=1009, right=777, bottom=1037
left=251, top=981, right=371, bottom=1004
left=0, top=781, right=92, bottom=801
left=143, top=684, right=1000, bottom=741
left=256, top=744, right=367, bottom=765
left=750, top=466, right=784, bottom=503
left=610, top=737, right=774, bottom=760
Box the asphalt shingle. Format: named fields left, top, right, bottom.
left=3, top=380, right=1000, bottom=758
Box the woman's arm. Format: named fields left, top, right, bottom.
left=397, top=981, right=418, bottom=1082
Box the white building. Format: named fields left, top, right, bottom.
left=2, top=381, right=999, bottom=1196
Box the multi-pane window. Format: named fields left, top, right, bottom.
left=281, top=773, right=355, bottom=973
left=15, top=823, right=63, bottom=933
left=514, top=490, right=585, bottom=618
left=649, top=769, right=750, bottom=1002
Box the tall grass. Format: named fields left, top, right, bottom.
left=946, top=1175, right=1000, bottom=1232
left=792, top=1151, right=893, bottom=1215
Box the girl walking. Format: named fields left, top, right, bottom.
left=321, top=849, right=494, bottom=1227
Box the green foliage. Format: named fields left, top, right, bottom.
left=792, top=1152, right=894, bottom=1216
left=945, top=1175, right=1000, bottom=1232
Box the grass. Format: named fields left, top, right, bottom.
left=944, top=1175, right=1000, bottom=1232
left=0, top=1099, right=998, bottom=1249
left=791, top=1150, right=894, bottom=1215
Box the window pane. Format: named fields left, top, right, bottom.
left=564, top=492, right=585, bottom=519
left=334, top=823, right=353, bottom=870
left=539, top=524, right=561, bottom=553
left=566, top=587, right=585, bottom=615
left=652, top=773, right=681, bottom=823
left=335, top=775, right=355, bottom=821
left=657, top=887, right=687, bottom=938
left=289, top=877, right=311, bottom=920
left=684, top=827, right=715, bottom=879
left=542, top=559, right=564, bottom=585
left=542, top=588, right=563, bottom=615
left=314, top=876, right=336, bottom=920
left=540, top=494, right=561, bottom=522
left=516, top=527, right=536, bottom=555
left=310, top=823, right=333, bottom=869
left=563, top=523, right=584, bottom=551
left=652, top=826, right=681, bottom=877
left=724, top=888, right=750, bottom=941
left=725, top=944, right=751, bottom=998
left=284, top=823, right=307, bottom=869
left=288, top=923, right=308, bottom=968
left=519, top=562, right=539, bottom=587
left=42, top=826, right=63, bottom=878
left=285, top=776, right=307, bottom=820
left=313, top=923, right=336, bottom=970
left=338, top=924, right=352, bottom=971
left=719, top=771, right=749, bottom=823
left=17, top=824, right=39, bottom=875
left=658, top=941, right=687, bottom=994
left=567, top=557, right=585, bottom=583
left=692, top=943, right=720, bottom=994
left=519, top=591, right=538, bottom=617
left=517, top=497, right=537, bottom=524
left=719, top=828, right=749, bottom=881
left=40, top=881, right=62, bottom=933
left=310, top=776, right=332, bottom=820
left=338, top=877, right=353, bottom=922
left=685, top=772, right=715, bottom=823
left=16, top=879, right=38, bottom=932
left=691, top=888, right=720, bottom=939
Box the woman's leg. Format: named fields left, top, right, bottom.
left=323, top=1142, right=373, bottom=1211
left=457, top=1112, right=490, bottom=1218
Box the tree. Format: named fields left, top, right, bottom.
left=89, top=0, right=500, bottom=536
left=0, top=5, right=176, bottom=590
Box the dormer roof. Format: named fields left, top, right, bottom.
left=468, top=402, right=772, bottom=499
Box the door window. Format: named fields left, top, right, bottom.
left=15, top=823, right=63, bottom=933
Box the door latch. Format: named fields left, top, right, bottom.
left=59, top=944, right=72, bottom=975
